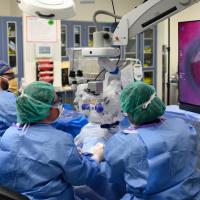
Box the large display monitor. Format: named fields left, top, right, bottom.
left=179, top=20, right=200, bottom=113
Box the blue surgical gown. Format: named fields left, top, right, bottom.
left=105, top=118, right=200, bottom=200
left=74, top=123, right=124, bottom=200
left=52, top=109, right=88, bottom=138
left=0, top=91, right=16, bottom=136
left=0, top=124, right=100, bottom=200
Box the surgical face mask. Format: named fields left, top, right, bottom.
left=52, top=103, right=63, bottom=114
left=50, top=103, right=63, bottom=123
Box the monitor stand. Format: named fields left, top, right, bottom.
left=179, top=102, right=200, bottom=114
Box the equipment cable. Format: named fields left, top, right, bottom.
left=95, top=69, right=106, bottom=81
left=111, top=0, right=117, bottom=23
left=93, top=10, right=121, bottom=31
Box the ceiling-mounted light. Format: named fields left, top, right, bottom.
left=17, top=0, right=76, bottom=20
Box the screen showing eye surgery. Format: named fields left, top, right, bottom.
left=179, top=20, right=200, bottom=106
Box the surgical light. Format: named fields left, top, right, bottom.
left=17, top=0, right=76, bottom=20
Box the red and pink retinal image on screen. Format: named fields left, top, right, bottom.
left=179, top=20, right=200, bottom=106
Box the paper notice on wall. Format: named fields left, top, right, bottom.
left=26, top=16, right=57, bottom=43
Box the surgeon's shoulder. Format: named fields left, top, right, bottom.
left=164, top=117, right=185, bottom=124
left=2, top=125, right=19, bottom=136
left=162, top=117, right=198, bottom=140
left=0, top=125, right=20, bottom=147
left=107, top=129, right=137, bottom=143
left=8, top=91, right=16, bottom=98
left=2, top=91, right=16, bottom=100
left=105, top=129, right=142, bottom=159
left=164, top=117, right=194, bottom=130
left=31, top=124, right=75, bottom=148
left=50, top=126, right=74, bottom=143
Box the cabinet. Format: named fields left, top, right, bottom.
left=141, top=28, right=156, bottom=86
left=61, top=24, right=68, bottom=58
left=73, top=25, right=82, bottom=47
left=125, top=36, right=139, bottom=59
left=61, top=21, right=86, bottom=49
left=88, top=26, right=96, bottom=47
left=125, top=27, right=157, bottom=86
left=0, top=16, right=23, bottom=91
left=36, top=60, right=54, bottom=83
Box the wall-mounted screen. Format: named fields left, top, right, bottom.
left=179, top=20, right=200, bottom=113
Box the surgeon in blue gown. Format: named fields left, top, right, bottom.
left=0, top=76, right=16, bottom=136
left=105, top=82, right=200, bottom=200
left=0, top=81, right=104, bottom=200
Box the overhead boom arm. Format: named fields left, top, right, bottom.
left=113, top=0, right=200, bottom=46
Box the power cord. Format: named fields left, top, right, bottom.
left=95, top=69, right=106, bottom=81
left=111, top=0, right=117, bottom=23
left=94, top=55, right=121, bottom=81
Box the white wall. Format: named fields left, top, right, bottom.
left=156, top=20, right=168, bottom=98
left=0, top=0, right=12, bottom=16
left=0, top=0, right=22, bottom=16
left=71, top=0, right=143, bottom=21
left=10, top=0, right=23, bottom=16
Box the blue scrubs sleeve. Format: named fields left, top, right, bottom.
left=105, top=132, right=149, bottom=190
left=58, top=135, right=100, bottom=186
left=104, top=133, right=127, bottom=183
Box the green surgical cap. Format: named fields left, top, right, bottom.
left=16, top=81, right=55, bottom=124
left=120, top=81, right=166, bottom=125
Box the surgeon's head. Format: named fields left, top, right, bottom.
left=0, top=76, right=9, bottom=91
left=16, top=81, right=62, bottom=125
left=120, top=81, right=166, bottom=125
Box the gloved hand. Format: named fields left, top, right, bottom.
left=89, top=143, right=104, bottom=162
